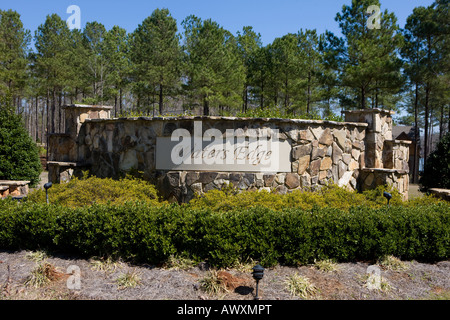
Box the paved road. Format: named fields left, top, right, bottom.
left=31, top=171, right=49, bottom=191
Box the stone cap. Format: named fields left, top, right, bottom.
left=47, top=161, right=82, bottom=167
left=342, top=108, right=396, bottom=116
left=63, top=104, right=113, bottom=110
left=429, top=188, right=450, bottom=200
left=85, top=116, right=369, bottom=128
left=0, top=180, right=31, bottom=186
left=385, top=140, right=412, bottom=145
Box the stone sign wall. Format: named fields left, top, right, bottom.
left=48, top=105, right=411, bottom=202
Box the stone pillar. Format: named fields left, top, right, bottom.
left=63, top=104, right=113, bottom=137
left=343, top=109, right=395, bottom=169
left=383, top=140, right=411, bottom=171
left=343, top=109, right=410, bottom=200
left=48, top=104, right=113, bottom=184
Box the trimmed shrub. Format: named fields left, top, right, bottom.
left=0, top=94, right=42, bottom=186
left=0, top=200, right=448, bottom=268
left=420, top=132, right=450, bottom=191
left=187, top=183, right=406, bottom=212
left=26, top=174, right=165, bottom=207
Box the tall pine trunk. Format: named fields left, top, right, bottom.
left=243, top=86, right=248, bottom=113
left=439, top=104, right=444, bottom=141
left=51, top=88, right=56, bottom=135
left=159, top=84, right=164, bottom=115
left=307, top=71, right=311, bottom=115
left=114, top=94, right=118, bottom=118
left=203, top=95, right=210, bottom=116
left=413, top=83, right=419, bottom=184
left=35, top=96, right=39, bottom=143
left=119, top=88, right=123, bottom=116
left=361, top=87, right=366, bottom=109
left=424, top=85, right=430, bottom=166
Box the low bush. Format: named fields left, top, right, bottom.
left=187, top=184, right=411, bottom=212
left=0, top=199, right=448, bottom=268
left=25, top=175, right=442, bottom=211
left=26, top=174, right=165, bottom=208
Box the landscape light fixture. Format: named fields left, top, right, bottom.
left=44, top=182, right=52, bottom=204
left=383, top=192, right=392, bottom=207
left=252, top=264, right=264, bottom=300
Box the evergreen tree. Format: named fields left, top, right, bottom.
left=270, top=33, right=303, bottom=112
left=103, top=26, right=130, bottom=116
left=402, top=2, right=448, bottom=164
left=420, top=131, right=450, bottom=190
left=0, top=93, right=42, bottom=186
left=236, top=26, right=262, bottom=112
left=67, top=29, right=91, bottom=104
left=130, top=9, right=182, bottom=115
left=83, top=21, right=107, bottom=103
left=34, top=14, right=72, bottom=134
left=182, top=15, right=245, bottom=116
left=297, top=29, right=326, bottom=116
left=251, top=45, right=272, bottom=110
left=0, top=9, right=31, bottom=106
left=329, top=0, right=404, bottom=110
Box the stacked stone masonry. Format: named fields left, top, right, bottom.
left=0, top=181, right=30, bottom=198
left=48, top=106, right=411, bottom=202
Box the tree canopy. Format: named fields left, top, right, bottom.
left=0, top=2, right=448, bottom=166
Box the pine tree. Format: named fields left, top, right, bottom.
left=67, top=29, right=91, bottom=104
left=236, top=26, right=262, bottom=112
left=34, top=14, right=72, bottom=135
left=83, top=21, right=107, bottom=103
left=251, top=45, right=273, bottom=110
left=130, top=9, right=181, bottom=115
left=0, top=9, right=31, bottom=106
left=297, top=29, right=326, bottom=116
left=269, top=34, right=303, bottom=112
left=182, top=15, right=245, bottom=116
left=330, top=0, right=404, bottom=110
left=402, top=2, right=448, bottom=165
left=103, top=26, right=130, bottom=116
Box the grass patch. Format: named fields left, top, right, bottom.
left=116, top=270, right=141, bottom=290
left=377, top=255, right=409, bottom=271
left=284, top=273, right=317, bottom=299
left=90, top=256, right=123, bottom=273
left=199, top=270, right=228, bottom=295
left=24, top=262, right=65, bottom=288
left=25, top=251, right=47, bottom=263
left=163, top=254, right=198, bottom=271
left=314, top=259, right=340, bottom=272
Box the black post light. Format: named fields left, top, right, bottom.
left=252, top=264, right=264, bottom=300
left=44, top=182, right=52, bottom=204
left=383, top=191, right=392, bottom=207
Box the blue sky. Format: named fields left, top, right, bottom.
left=1, top=0, right=435, bottom=45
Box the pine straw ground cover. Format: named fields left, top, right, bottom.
left=0, top=250, right=449, bottom=300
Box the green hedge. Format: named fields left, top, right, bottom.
left=0, top=200, right=449, bottom=267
